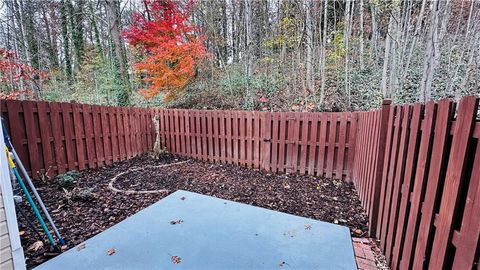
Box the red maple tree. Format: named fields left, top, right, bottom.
left=123, top=0, right=208, bottom=101
left=0, top=47, right=47, bottom=99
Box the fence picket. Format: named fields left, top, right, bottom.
left=429, top=96, right=478, bottom=269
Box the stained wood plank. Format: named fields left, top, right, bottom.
left=211, top=111, right=218, bottom=161
left=207, top=111, right=215, bottom=162
left=123, top=107, right=131, bottom=159
left=23, top=101, right=42, bottom=177
left=226, top=111, right=233, bottom=164
left=179, top=110, right=185, bottom=156
left=72, top=103, right=86, bottom=170
left=288, top=113, right=300, bottom=174
left=116, top=107, right=125, bottom=161
left=428, top=96, right=478, bottom=270
left=49, top=102, right=66, bottom=174
left=277, top=113, right=287, bottom=173
left=37, top=102, right=55, bottom=176
left=83, top=104, right=96, bottom=168
left=4, top=101, right=27, bottom=173
left=201, top=111, right=208, bottom=161
left=390, top=104, right=422, bottom=269
left=109, top=107, right=119, bottom=162
left=379, top=106, right=401, bottom=243
left=299, top=113, right=309, bottom=175
left=307, top=113, right=318, bottom=176
left=376, top=106, right=396, bottom=238
left=261, top=112, right=271, bottom=170
left=412, top=99, right=454, bottom=269
left=195, top=111, right=202, bottom=160
left=61, top=102, right=76, bottom=170
left=92, top=105, right=105, bottom=166
left=326, top=113, right=337, bottom=178
left=385, top=106, right=412, bottom=261
left=451, top=144, right=480, bottom=269
left=346, top=112, right=358, bottom=182
left=220, top=111, right=226, bottom=164
left=187, top=111, right=195, bottom=158
left=336, top=113, right=347, bottom=180
left=271, top=113, right=279, bottom=173
left=245, top=112, right=254, bottom=168
left=317, top=113, right=328, bottom=177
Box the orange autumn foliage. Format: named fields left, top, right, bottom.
left=123, top=0, right=208, bottom=101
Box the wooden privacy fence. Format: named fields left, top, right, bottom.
left=156, top=110, right=357, bottom=181
left=0, top=100, right=155, bottom=178
left=351, top=100, right=391, bottom=237
left=3, top=97, right=480, bottom=269
left=352, top=96, right=480, bottom=270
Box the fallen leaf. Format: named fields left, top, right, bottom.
left=19, top=230, right=25, bottom=236
left=304, top=224, right=312, bottom=230
left=170, top=219, right=184, bottom=225
left=180, top=197, right=186, bottom=200
left=76, top=242, right=86, bottom=251
left=259, top=96, right=268, bottom=103
left=354, top=229, right=363, bottom=235
left=107, top=248, right=116, bottom=256
left=28, top=241, right=43, bottom=252
left=171, top=255, right=182, bottom=264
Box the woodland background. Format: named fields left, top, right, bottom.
left=0, top=0, right=479, bottom=112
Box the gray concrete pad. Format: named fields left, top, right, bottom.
left=34, top=190, right=356, bottom=269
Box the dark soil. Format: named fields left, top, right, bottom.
left=16, top=154, right=368, bottom=269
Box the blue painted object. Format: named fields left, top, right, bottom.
left=34, top=190, right=357, bottom=270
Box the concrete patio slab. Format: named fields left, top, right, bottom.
left=34, top=190, right=356, bottom=270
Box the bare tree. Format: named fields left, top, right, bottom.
left=105, top=0, right=131, bottom=105
left=420, top=0, right=440, bottom=101
left=305, top=0, right=314, bottom=94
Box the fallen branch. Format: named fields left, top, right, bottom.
left=108, top=161, right=190, bottom=194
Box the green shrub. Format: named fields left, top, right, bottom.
left=56, top=170, right=79, bottom=188
left=57, top=175, right=75, bottom=188
left=71, top=187, right=96, bottom=202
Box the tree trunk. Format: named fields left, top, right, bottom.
left=369, top=1, right=378, bottom=65
left=41, top=6, right=59, bottom=69
left=344, top=0, right=354, bottom=108
left=381, top=14, right=394, bottom=98
left=105, top=0, right=131, bottom=105
left=319, top=0, right=328, bottom=106
left=359, top=0, right=364, bottom=69
left=305, top=0, right=314, bottom=94
left=60, top=0, right=72, bottom=80
left=420, top=0, right=440, bottom=102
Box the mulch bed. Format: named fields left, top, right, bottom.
left=16, top=154, right=368, bottom=269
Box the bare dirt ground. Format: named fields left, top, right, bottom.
left=16, top=154, right=369, bottom=268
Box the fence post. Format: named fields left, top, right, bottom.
left=369, top=99, right=391, bottom=237
left=261, top=112, right=272, bottom=171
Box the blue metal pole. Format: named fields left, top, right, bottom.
left=5, top=147, right=56, bottom=248
left=2, top=118, right=65, bottom=245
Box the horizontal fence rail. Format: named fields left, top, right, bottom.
left=352, top=96, right=480, bottom=270
left=0, top=100, right=155, bottom=179
left=157, top=110, right=357, bottom=181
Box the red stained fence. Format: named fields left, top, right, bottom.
left=352, top=96, right=480, bottom=270
left=157, top=110, right=357, bottom=180
left=351, top=100, right=391, bottom=237
left=0, top=100, right=155, bottom=178
left=2, top=96, right=480, bottom=269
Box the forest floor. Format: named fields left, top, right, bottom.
left=18, top=154, right=372, bottom=269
